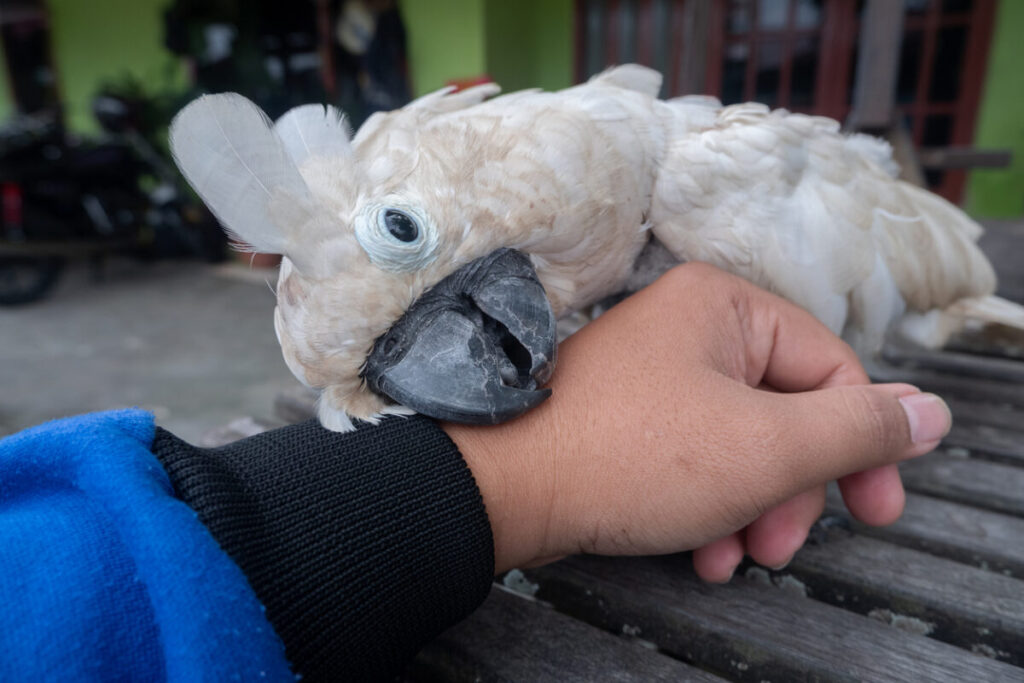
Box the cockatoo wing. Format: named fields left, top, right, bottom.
left=651, top=101, right=1001, bottom=352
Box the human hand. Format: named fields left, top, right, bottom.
left=443, top=263, right=951, bottom=580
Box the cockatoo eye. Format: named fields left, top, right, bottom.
left=382, top=209, right=418, bottom=243
left=354, top=199, right=439, bottom=272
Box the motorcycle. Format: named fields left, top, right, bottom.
left=0, top=94, right=226, bottom=305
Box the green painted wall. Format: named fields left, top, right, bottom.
left=401, top=0, right=572, bottom=97
left=48, top=0, right=185, bottom=133
left=0, top=50, right=11, bottom=121
left=0, top=0, right=570, bottom=127
left=530, top=0, right=574, bottom=92
left=484, top=0, right=573, bottom=94
left=484, top=0, right=534, bottom=93
left=400, top=0, right=487, bottom=96
left=966, top=0, right=1024, bottom=218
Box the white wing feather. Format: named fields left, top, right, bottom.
left=169, top=93, right=311, bottom=256
left=651, top=101, right=1001, bottom=351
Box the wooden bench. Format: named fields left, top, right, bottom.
left=396, top=336, right=1024, bottom=682
left=256, top=223, right=1024, bottom=682
left=263, top=335, right=1024, bottom=681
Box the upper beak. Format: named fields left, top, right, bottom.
left=361, top=248, right=557, bottom=424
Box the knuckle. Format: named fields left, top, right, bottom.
left=663, top=261, right=730, bottom=291
left=657, top=263, right=700, bottom=293
left=843, top=388, right=901, bottom=454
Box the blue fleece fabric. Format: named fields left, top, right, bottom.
left=0, top=410, right=293, bottom=681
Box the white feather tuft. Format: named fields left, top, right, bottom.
left=590, top=64, right=663, bottom=98
left=274, top=103, right=353, bottom=165
left=317, top=395, right=356, bottom=432
left=169, top=93, right=311, bottom=256
left=846, top=133, right=900, bottom=177
left=947, top=295, right=1024, bottom=330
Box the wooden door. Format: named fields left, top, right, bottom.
left=895, top=0, right=996, bottom=201
left=575, top=0, right=997, bottom=203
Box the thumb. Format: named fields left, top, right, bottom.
left=764, top=383, right=951, bottom=487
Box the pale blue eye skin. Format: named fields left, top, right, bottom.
left=383, top=209, right=419, bottom=243
left=354, top=200, right=439, bottom=272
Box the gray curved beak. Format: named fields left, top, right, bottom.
left=362, top=248, right=557, bottom=424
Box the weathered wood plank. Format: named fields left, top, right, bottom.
left=900, top=452, right=1024, bottom=516
left=847, top=0, right=904, bottom=130
left=886, top=119, right=927, bottom=187
left=868, top=363, right=1024, bottom=409
left=825, top=488, right=1024, bottom=578
left=407, top=586, right=722, bottom=683
left=945, top=396, right=1024, bottom=435
left=771, top=531, right=1024, bottom=665
left=524, top=555, right=1022, bottom=683
left=943, top=421, right=1024, bottom=467
left=946, top=335, right=1024, bottom=361
left=979, top=219, right=1024, bottom=305
left=918, top=147, right=1013, bottom=170
left=678, top=0, right=711, bottom=95
left=881, top=345, right=1024, bottom=384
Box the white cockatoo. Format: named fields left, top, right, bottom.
left=170, top=64, right=1024, bottom=431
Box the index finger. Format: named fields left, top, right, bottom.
left=736, top=282, right=870, bottom=392
left=734, top=279, right=911, bottom=525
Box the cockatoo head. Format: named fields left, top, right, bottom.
left=170, top=90, right=557, bottom=431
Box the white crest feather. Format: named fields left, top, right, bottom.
left=169, top=93, right=311, bottom=256
left=274, top=103, right=353, bottom=165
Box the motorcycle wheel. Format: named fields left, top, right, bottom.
left=0, top=256, right=65, bottom=305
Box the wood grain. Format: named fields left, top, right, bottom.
left=900, top=452, right=1024, bottom=516
left=524, top=555, right=1023, bottom=683
left=778, top=532, right=1024, bottom=665
left=942, top=422, right=1024, bottom=466
left=825, top=488, right=1024, bottom=578
left=406, top=586, right=723, bottom=682
left=868, top=363, right=1024, bottom=408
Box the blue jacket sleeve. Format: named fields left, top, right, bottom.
left=0, top=409, right=293, bottom=682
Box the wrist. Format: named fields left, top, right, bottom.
left=442, top=418, right=557, bottom=574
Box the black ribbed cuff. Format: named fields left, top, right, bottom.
left=152, top=416, right=494, bottom=681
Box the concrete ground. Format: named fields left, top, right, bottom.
left=0, top=257, right=303, bottom=443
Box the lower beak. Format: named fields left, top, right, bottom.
left=362, top=248, right=557, bottom=424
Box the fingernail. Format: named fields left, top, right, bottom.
left=768, top=559, right=791, bottom=571
left=899, top=393, right=952, bottom=444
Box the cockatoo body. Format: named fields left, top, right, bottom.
left=170, top=65, right=1024, bottom=431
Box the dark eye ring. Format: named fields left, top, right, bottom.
left=383, top=209, right=419, bottom=243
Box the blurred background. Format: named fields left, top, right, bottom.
left=0, top=0, right=1021, bottom=441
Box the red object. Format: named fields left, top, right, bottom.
left=2, top=183, right=23, bottom=229
left=445, top=75, right=493, bottom=92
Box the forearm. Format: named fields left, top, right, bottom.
left=152, top=416, right=495, bottom=681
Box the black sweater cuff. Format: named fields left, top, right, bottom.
left=151, top=416, right=494, bottom=681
